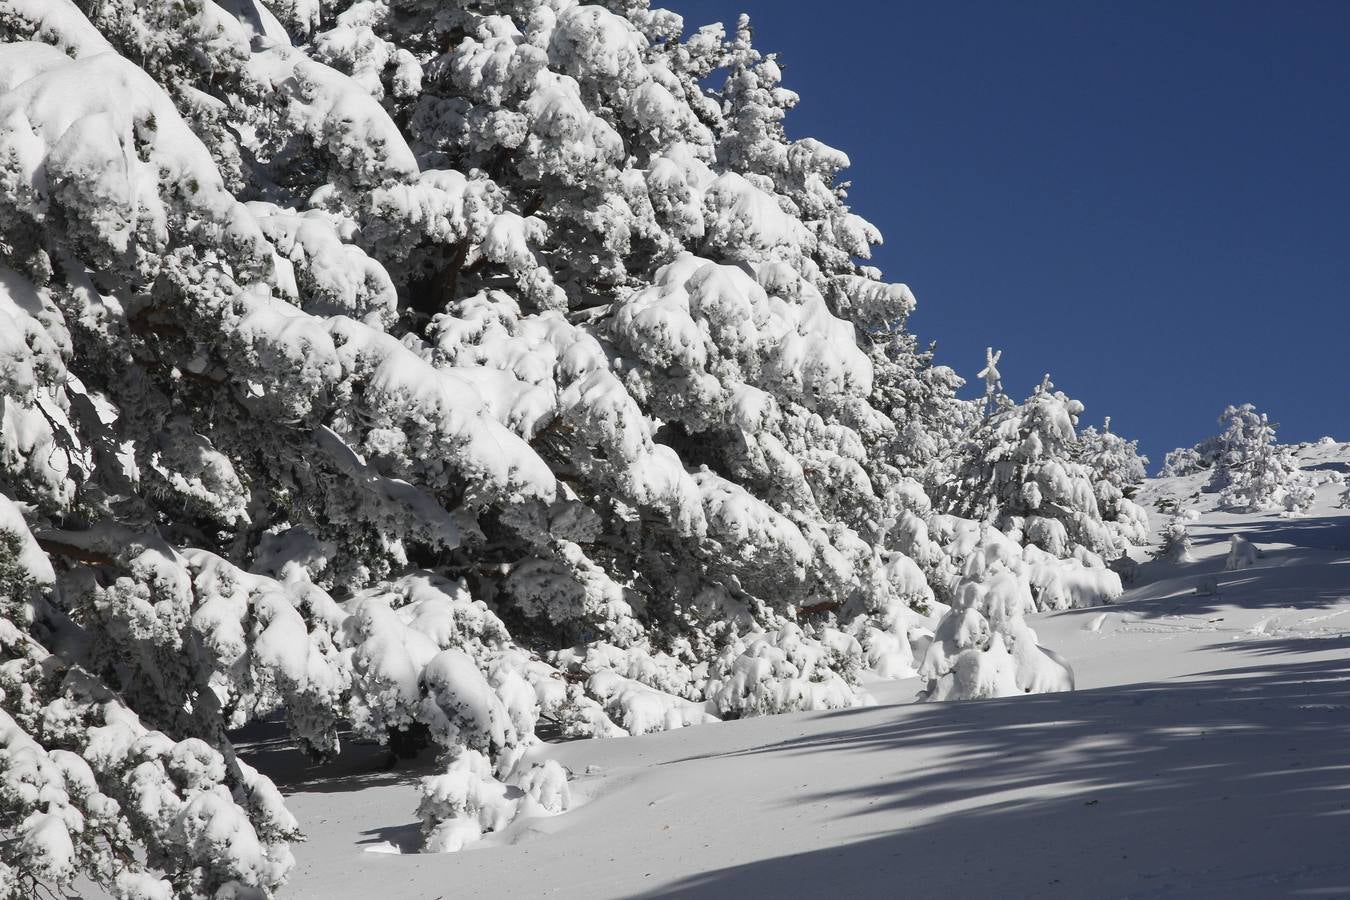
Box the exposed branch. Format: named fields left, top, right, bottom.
left=798, top=599, right=842, bottom=618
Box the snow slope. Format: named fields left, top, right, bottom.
left=244, top=442, right=1350, bottom=899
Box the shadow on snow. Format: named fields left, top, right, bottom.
left=234, top=719, right=438, bottom=795
left=641, top=654, right=1350, bottom=899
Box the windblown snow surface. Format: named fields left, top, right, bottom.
left=240, top=441, right=1350, bottom=899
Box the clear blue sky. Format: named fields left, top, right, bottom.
left=670, top=0, right=1350, bottom=467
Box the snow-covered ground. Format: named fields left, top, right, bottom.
left=245, top=442, right=1350, bottom=899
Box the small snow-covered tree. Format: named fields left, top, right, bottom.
left=1159, top=445, right=1211, bottom=478
left=1079, top=417, right=1147, bottom=492
left=1153, top=518, right=1194, bottom=563
left=935, top=376, right=1123, bottom=560
left=918, top=526, right=1076, bottom=700
left=1160, top=404, right=1312, bottom=516
left=1223, top=533, right=1260, bottom=570
left=1207, top=405, right=1311, bottom=513
left=1078, top=417, right=1151, bottom=545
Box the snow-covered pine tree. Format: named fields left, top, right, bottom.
left=1079, top=418, right=1147, bottom=497
left=917, top=524, right=1075, bottom=700
left=935, top=374, right=1124, bottom=562
left=916, top=373, right=1129, bottom=699
left=976, top=346, right=1004, bottom=414
left=0, top=1, right=1135, bottom=891
left=868, top=328, right=976, bottom=481
left=1158, top=444, right=1213, bottom=478
left=1078, top=417, right=1151, bottom=546
left=1206, top=404, right=1311, bottom=513
left=1153, top=517, right=1195, bottom=563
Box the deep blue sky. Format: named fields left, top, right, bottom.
left=670, top=0, right=1350, bottom=467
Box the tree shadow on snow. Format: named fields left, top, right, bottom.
left=356, top=820, right=423, bottom=854
left=1208, top=634, right=1350, bottom=658
left=1301, top=462, right=1350, bottom=475
left=1110, top=563, right=1350, bottom=619
left=1217, top=514, right=1350, bottom=552
left=640, top=657, right=1350, bottom=899
left=234, top=718, right=439, bottom=795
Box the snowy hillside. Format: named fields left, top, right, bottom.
left=225, top=441, right=1350, bottom=898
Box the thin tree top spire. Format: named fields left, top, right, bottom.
left=977, top=346, right=1002, bottom=407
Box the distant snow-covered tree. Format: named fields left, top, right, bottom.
left=1158, top=445, right=1212, bottom=478
left=1206, top=405, right=1312, bottom=513
left=1159, top=404, right=1314, bottom=513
